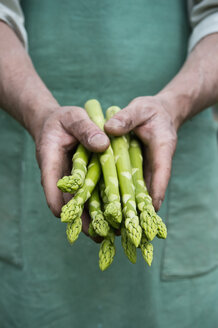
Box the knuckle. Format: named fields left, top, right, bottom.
left=120, top=108, right=134, bottom=129
left=68, top=117, right=86, bottom=132
left=62, top=105, right=83, bottom=116
left=61, top=106, right=86, bottom=127
left=83, top=125, right=102, bottom=142
left=152, top=162, right=162, bottom=172
left=131, top=96, right=145, bottom=105
left=152, top=158, right=172, bottom=175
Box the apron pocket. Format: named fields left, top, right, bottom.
left=161, top=110, right=218, bottom=280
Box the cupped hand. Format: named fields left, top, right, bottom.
left=34, top=106, right=110, bottom=219
left=104, top=96, right=178, bottom=211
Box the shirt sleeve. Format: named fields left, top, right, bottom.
left=188, top=0, right=218, bottom=52
left=0, top=0, right=27, bottom=48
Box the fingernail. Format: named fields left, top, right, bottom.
left=106, top=118, right=125, bottom=129
left=89, top=133, right=108, bottom=147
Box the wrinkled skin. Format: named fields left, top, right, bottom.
left=105, top=96, right=178, bottom=211
left=34, top=106, right=109, bottom=242
left=1, top=22, right=218, bottom=242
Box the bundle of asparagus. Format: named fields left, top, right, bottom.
left=57, top=99, right=167, bottom=271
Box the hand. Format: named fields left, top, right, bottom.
left=34, top=105, right=110, bottom=217
left=105, top=96, right=178, bottom=211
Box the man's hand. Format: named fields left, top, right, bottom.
left=0, top=22, right=110, bottom=234
left=105, top=96, right=177, bottom=211
left=105, top=33, right=218, bottom=211
left=35, top=105, right=110, bottom=217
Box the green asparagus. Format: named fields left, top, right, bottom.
left=99, top=178, right=121, bottom=229
left=61, top=153, right=101, bottom=224
left=57, top=144, right=90, bottom=193
left=88, top=221, right=98, bottom=238
left=89, top=186, right=109, bottom=237
left=85, top=99, right=122, bottom=226
left=99, top=230, right=116, bottom=271
left=129, top=136, right=167, bottom=241
left=140, top=234, right=153, bottom=266
left=156, top=215, right=167, bottom=239
left=121, top=226, right=137, bottom=264
left=66, top=217, right=82, bottom=244
left=106, top=106, right=142, bottom=247
left=56, top=98, right=167, bottom=270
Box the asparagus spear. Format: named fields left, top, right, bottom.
left=106, top=106, right=142, bottom=247
left=57, top=144, right=90, bottom=193
left=66, top=217, right=82, bottom=244
left=88, top=221, right=98, bottom=238
left=129, top=136, right=167, bottom=241
left=89, top=186, right=110, bottom=237
left=140, top=234, right=153, bottom=266
left=84, top=99, right=122, bottom=226
left=155, top=215, right=167, bottom=239
left=60, top=153, right=101, bottom=224
left=121, top=226, right=137, bottom=264
left=99, top=230, right=116, bottom=271
left=99, top=178, right=120, bottom=229
left=99, top=178, right=108, bottom=207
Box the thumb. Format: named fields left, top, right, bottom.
left=104, top=99, right=150, bottom=136
left=61, top=106, right=110, bottom=152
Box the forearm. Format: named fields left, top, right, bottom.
left=0, top=21, right=58, bottom=140
left=158, top=33, right=218, bottom=130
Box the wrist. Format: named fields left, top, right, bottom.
left=156, top=66, right=203, bottom=131
left=156, top=90, right=193, bottom=131
left=21, top=97, right=60, bottom=142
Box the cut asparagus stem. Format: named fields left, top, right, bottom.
left=57, top=144, right=90, bottom=193
left=89, top=186, right=110, bottom=237
left=85, top=99, right=122, bottom=226
left=106, top=106, right=142, bottom=247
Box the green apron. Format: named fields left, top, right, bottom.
left=0, top=1, right=218, bottom=327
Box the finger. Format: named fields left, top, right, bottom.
left=90, top=235, right=104, bottom=244
left=142, top=146, right=152, bottom=193
left=104, top=99, right=156, bottom=136
left=134, top=124, right=176, bottom=211
left=90, top=236, right=104, bottom=244
left=149, top=143, right=174, bottom=212
left=61, top=106, right=110, bottom=152
left=38, top=142, right=76, bottom=217
left=63, top=193, right=72, bottom=204
left=81, top=209, right=90, bottom=236
left=145, top=166, right=152, bottom=194
left=114, top=229, right=121, bottom=236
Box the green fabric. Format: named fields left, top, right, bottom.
left=0, top=0, right=218, bottom=327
